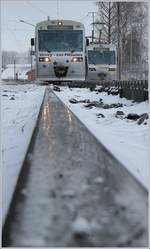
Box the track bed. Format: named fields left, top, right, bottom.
left=3, top=88, right=148, bottom=247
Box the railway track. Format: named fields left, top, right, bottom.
left=2, top=87, right=148, bottom=247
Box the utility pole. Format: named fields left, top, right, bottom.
left=117, top=2, right=121, bottom=80
left=93, top=22, right=105, bottom=44
left=14, top=57, right=16, bottom=81
left=88, top=12, right=97, bottom=43
left=99, top=30, right=102, bottom=43
left=130, top=27, right=133, bottom=72
left=108, top=2, right=111, bottom=43
left=30, top=46, right=33, bottom=73
left=20, top=20, right=35, bottom=80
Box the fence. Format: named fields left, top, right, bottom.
left=67, top=80, right=148, bottom=102
left=101, top=80, right=148, bottom=102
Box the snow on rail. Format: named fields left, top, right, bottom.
left=2, top=83, right=46, bottom=224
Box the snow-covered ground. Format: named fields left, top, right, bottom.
left=2, top=83, right=148, bottom=225
left=2, top=64, right=31, bottom=80
left=54, top=86, right=149, bottom=190
left=2, top=83, right=46, bottom=224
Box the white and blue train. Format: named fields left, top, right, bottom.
left=86, top=43, right=117, bottom=81
left=31, top=19, right=86, bottom=82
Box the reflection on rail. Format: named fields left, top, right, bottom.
left=42, top=102, right=50, bottom=137
left=66, top=108, right=72, bottom=128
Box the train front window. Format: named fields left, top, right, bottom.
left=88, top=50, right=115, bottom=65
left=38, top=30, right=83, bottom=52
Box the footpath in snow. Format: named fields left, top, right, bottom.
left=2, top=83, right=46, bottom=224
left=54, top=86, right=149, bottom=190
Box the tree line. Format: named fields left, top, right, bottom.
left=2, top=50, right=31, bottom=69
left=95, top=1, right=148, bottom=80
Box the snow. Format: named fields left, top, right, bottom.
left=71, top=216, right=102, bottom=236
left=54, top=86, right=149, bottom=190
left=62, top=189, right=76, bottom=198
left=2, top=83, right=46, bottom=224
left=94, top=176, right=104, bottom=184
left=2, top=64, right=31, bottom=80
left=71, top=217, right=91, bottom=235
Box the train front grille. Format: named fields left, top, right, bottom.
left=54, top=66, right=68, bottom=78
left=97, top=72, right=107, bottom=80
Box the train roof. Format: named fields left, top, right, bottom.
left=36, top=19, right=84, bottom=30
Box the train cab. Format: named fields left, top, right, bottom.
left=33, top=19, right=86, bottom=83
left=86, top=43, right=117, bottom=82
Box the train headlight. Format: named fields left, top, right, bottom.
left=39, top=57, right=51, bottom=62
left=58, top=21, right=63, bottom=25
left=44, top=57, right=50, bottom=62
left=71, top=57, right=83, bottom=62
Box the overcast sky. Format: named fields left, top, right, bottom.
left=1, top=0, right=98, bottom=52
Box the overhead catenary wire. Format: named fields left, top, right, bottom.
left=2, top=22, right=34, bottom=56
left=87, top=11, right=98, bottom=42
left=2, top=27, right=34, bottom=31
left=3, top=23, right=23, bottom=53
left=25, top=1, right=49, bottom=17
left=79, top=13, right=89, bottom=22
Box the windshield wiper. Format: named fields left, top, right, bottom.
left=46, top=49, right=51, bottom=53
left=44, top=45, right=51, bottom=53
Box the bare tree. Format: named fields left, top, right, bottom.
left=120, top=2, right=148, bottom=79
left=106, top=2, right=148, bottom=80
left=2, top=50, right=31, bottom=68
left=96, top=2, right=114, bottom=43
